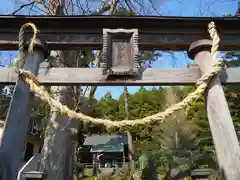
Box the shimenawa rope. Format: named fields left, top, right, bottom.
left=16, top=21, right=223, bottom=129
left=13, top=23, right=38, bottom=70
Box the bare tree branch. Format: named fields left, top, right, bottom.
left=9, top=1, right=36, bottom=15
left=148, top=0, right=161, bottom=15
left=123, top=0, right=133, bottom=12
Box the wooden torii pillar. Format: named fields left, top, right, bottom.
left=188, top=39, right=240, bottom=180
left=0, top=38, right=49, bottom=180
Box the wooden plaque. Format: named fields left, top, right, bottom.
left=102, top=29, right=140, bottom=77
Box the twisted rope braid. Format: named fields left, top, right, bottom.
left=17, top=21, right=223, bottom=130
left=14, top=22, right=38, bottom=70
left=208, top=21, right=220, bottom=58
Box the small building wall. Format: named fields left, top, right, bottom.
left=25, top=134, right=42, bottom=154
left=0, top=120, right=43, bottom=162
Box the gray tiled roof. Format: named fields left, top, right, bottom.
left=83, top=134, right=128, bottom=146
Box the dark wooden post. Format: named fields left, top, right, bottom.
left=0, top=85, right=4, bottom=98
left=0, top=64, right=5, bottom=98
left=188, top=39, right=240, bottom=180
left=0, top=38, right=48, bottom=180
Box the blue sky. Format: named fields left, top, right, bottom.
left=0, top=0, right=238, bottom=99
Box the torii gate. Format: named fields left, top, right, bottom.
left=0, top=15, right=240, bottom=180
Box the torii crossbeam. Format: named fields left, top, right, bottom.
left=0, top=15, right=240, bottom=51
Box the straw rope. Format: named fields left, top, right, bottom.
left=16, top=21, right=223, bottom=130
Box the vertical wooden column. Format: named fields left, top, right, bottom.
left=0, top=63, right=5, bottom=98
left=188, top=39, right=240, bottom=180
left=0, top=85, right=4, bottom=98
left=0, top=38, right=49, bottom=180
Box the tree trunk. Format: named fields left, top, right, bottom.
left=38, top=39, right=101, bottom=180
left=124, top=87, right=135, bottom=170
left=36, top=1, right=95, bottom=179
left=38, top=50, right=79, bottom=180
left=37, top=1, right=115, bottom=179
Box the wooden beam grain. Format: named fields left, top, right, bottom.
left=0, top=30, right=239, bottom=51
left=0, top=15, right=240, bottom=50
left=0, top=67, right=239, bottom=86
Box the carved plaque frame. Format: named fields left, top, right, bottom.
left=102, top=28, right=140, bottom=77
